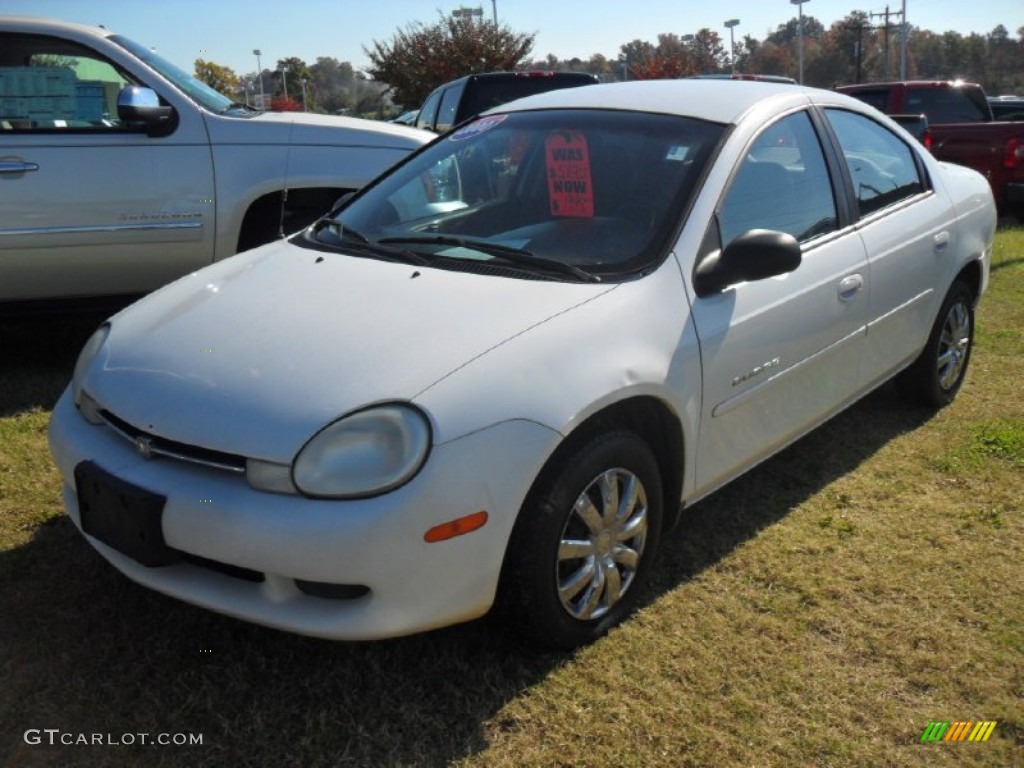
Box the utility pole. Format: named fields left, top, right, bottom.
left=852, top=23, right=865, bottom=83
left=899, top=0, right=907, bottom=80
left=870, top=5, right=903, bottom=81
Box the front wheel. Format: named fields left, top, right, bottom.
left=899, top=280, right=974, bottom=407
left=498, top=431, right=663, bottom=649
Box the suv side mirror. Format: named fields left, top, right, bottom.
left=117, top=86, right=176, bottom=137
left=694, top=228, right=802, bottom=297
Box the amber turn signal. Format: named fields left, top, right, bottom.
left=424, top=511, right=488, bottom=543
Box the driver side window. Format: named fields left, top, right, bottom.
left=718, top=111, right=837, bottom=246
left=0, top=34, right=133, bottom=131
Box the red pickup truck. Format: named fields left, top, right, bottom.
left=837, top=81, right=1024, bottom=216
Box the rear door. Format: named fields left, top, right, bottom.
left=822, top=107, right=955, bottom=380
left=688, top=110, right=870, bottom=493
left=0, top=32, right=214, bottom=304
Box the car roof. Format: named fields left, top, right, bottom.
left=0, top=15, right=112, bottom=39
left=490, top=79, right=826, bottom=125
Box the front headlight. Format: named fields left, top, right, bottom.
left=289, top=404, right=432, bottom=499
left=72, top=323, right=110, bottom=423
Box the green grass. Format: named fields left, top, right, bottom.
left=1, top=233, right=1022, bottom=767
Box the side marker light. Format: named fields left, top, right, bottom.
left=424, top=511, right=488, bottom=543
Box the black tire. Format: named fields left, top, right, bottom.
left=497, top=431, right=663, bottom=649
left=899, top=280, right=974, bottom=408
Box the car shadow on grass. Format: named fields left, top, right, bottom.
left=0, top=312, right=109, bottom=417
left=0, top=374, right=938, bottom=767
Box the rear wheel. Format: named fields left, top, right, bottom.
left=899, top=281, right=974, bottom=407
left=498, top=431, right=663, bottom=649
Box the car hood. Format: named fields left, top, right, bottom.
left=204, top=110, right=432, bottom=150
left=88, top=240, right=613, bottom=462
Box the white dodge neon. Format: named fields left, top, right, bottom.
left=50, top=80, right=995, bottom=648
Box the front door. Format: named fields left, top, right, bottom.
left=687, top=110, right=870, bottom=495
left=0, top=32, right=214, bottom=304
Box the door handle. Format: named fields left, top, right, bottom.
left=933, top=231, right=950, bottom=252
left=0, top=160, right=39, bottom=174
left=838, top=273, right=864, bottom=301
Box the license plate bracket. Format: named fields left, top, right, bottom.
left=75, top=461, right=178, bottom=567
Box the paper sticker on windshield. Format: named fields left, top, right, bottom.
left=545, top=131, right=594, bottom=218
left=451, top=114, right=508, bottom=141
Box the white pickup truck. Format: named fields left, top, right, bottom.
left=0, top=16, right=430, bottom=311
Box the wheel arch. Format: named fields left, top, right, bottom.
left=953, top=257, right=982, bottom=307
left=522, top=395, right=685, bottom=534
left=236, top=186, right=355, bottom=253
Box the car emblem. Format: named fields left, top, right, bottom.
left=135, top=436, right=153, bottom=459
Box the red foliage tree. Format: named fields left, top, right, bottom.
left=269, top=96, right=302, bottom=112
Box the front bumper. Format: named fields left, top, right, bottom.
left=48, top=388, right=560, bottom=640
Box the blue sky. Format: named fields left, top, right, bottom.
left=7, top=0, right=1021, bottom=76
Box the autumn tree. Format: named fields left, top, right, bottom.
left=365, top=13, right=535, bottom=108
left=624, top=34, right=698, bottom=79
left=194, top=58, right=240, bottom=96
left=272, top=57, right=315, bottom=109
left=691, top=28, right=727, bottom=74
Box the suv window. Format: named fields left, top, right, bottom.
left=436, top=85, right=462, bottom=133
left=904, top=87, right=989, bottom=123
left=416, top=88, right=443, bottom=131
left=846, top=88, right=889, bottom=113
left=824, top=109, right=925, bottom=216
left=459, top=75, right=595, bottom=122
left=0, top=33, right=135, bottom=131
left=719, top=111, right=837, bottom=246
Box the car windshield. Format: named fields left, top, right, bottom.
left=111, top=34, right=234, bottom=114
left=312, top=109, right=724, bottom=280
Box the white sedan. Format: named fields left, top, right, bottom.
left=50, top=80, right=995, bottom=648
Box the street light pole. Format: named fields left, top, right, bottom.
left=252, top=48, right=263, bottom=108
left=281, top=65, right=289, bottom=99
left=491, top=0, right=497, bottom=24
left=724, top=19, right=740, bottom=75
left=300, top=78, right=307, bottom=111
left=790, top=0, right=810, bottom=84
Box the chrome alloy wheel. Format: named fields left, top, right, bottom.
left=556, top=468, right=649, bottom=621
left=936, top=299, right=971, bottom=391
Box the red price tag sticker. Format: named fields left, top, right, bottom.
left=545, top=131, right=594, bottom=218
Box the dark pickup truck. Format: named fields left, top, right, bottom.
left=837, top=80, right=1024, bottom=215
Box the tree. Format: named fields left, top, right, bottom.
left=365, top=13, right=535, bottom=108
left=273, top=57, right=315, bottom=109
left=269, top=95, right=302, bottom=112
left=624, top=34, right=697, bottom=79
left=194, top=58, right=240, bottom=95
left=309, top=56, right=356, bottom=113
left=691, top=28, right=727, bottom=74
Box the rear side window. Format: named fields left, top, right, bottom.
left=435, top=85, right=462, bottom=133
left=847, top=89, right=890, bottom=114
left=416, top=88, right=443, bottom=130
left=824, top=109, right=925, bottom=217
left=459, top=76, right=594, bottom=122
left=719, top=111, right=838, bottom=246
left=904, top=87, right=989, bottom=123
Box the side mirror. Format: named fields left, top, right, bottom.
left=117, top=86, right=176, bottom=137
left=693, top=229, right=802, bottom=297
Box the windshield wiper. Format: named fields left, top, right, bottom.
left=309, top=220, right=429, bottom=265
left=220, top=102, right=261, bottom=115
left=378, top=235, right=601, bottom=283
